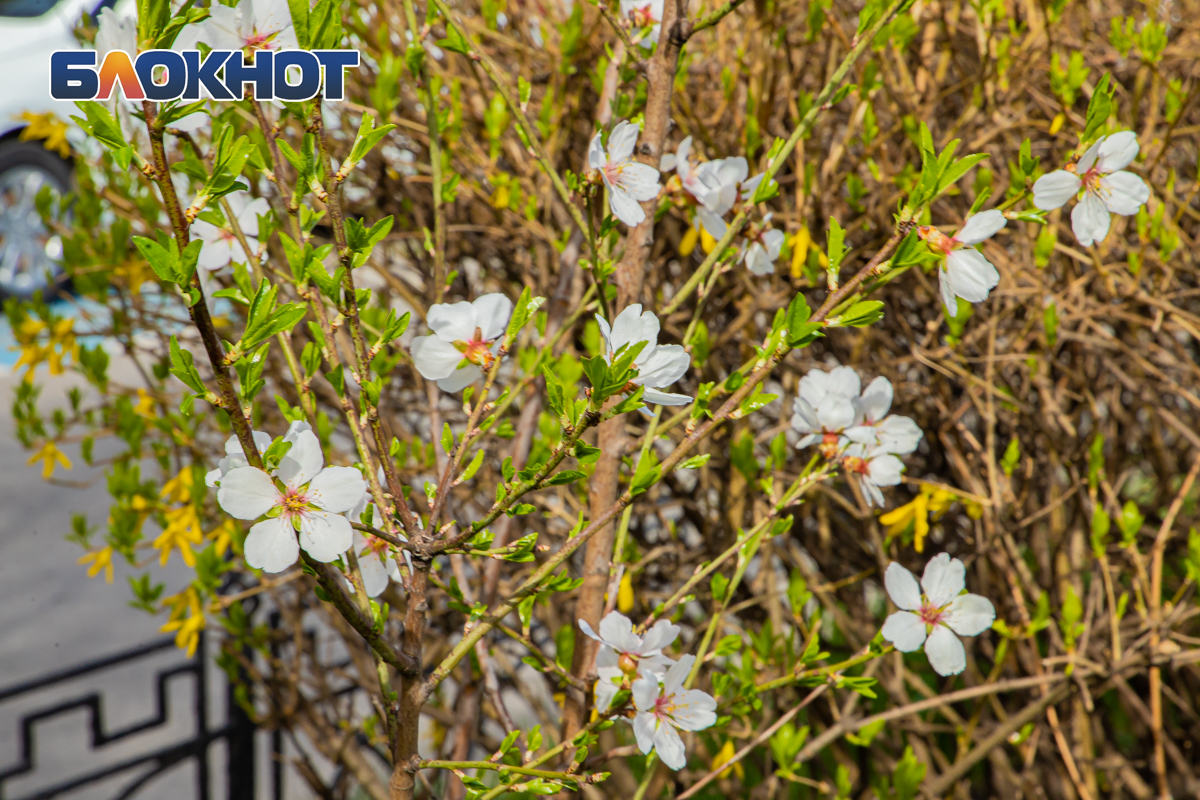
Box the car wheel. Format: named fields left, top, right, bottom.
left=0, top=137, right=72, bottom=300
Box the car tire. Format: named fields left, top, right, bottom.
left=0, top=136, right=73, bottom=300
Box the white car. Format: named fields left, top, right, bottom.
left=0, top=0, right=109, bottom=298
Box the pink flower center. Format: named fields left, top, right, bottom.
left=918, top=601, right=945, bottom=626
left=653, top=692, right=677, bottom=720
left=629, top=5, right=657, bottom=26
left=602, top=162, right=626, bottom=189
left=278, top=488, right=311, bottom=520
left=244, top=32, right=274, bottom=51
left=457, top=327, right=495, bottom=366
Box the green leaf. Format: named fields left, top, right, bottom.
left=710, top=572, right=730, bottom=602
left=676, top=454, right=711, bottom=470
left=1000, top=437, right=1020, bottom=476
left=441, top=423, right=454, bottom=454
left=826, top=217, right=846, bottom=270
left=461, top=449, right=485, bottom=482
left=439, top=24, right=472, bottom=55
left=836, top=300, right=884, bottom=327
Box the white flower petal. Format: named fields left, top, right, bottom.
left=218, top=467, right=280, bottom=519
left=359, top=551, right=391, bottom=597
left=278, top=426, right=324, bottom=490
left=1099, top=171, right=1149, bottom=216
left=884, top=562, right=923, bottom=610
left=881, top=610, right=927, bottom=651
left=1071, top=190, right=1111, bottom=247
left=618, top=162, right=662, bottom=202
left=921, top=552, right=966, bottom=607
left=598, top=611, right=641, bottom=653
left=946, top=248, right=1000, bottom=303
left=1032, top=170, right=1082, bottom=210
left=1096, top=130, right=1139, bottom=173
left=298, top=510, right=353, bottom=562
left=939, top=267, right=960, bottom=317
left=632, top=673, right=660, bottom=712
left=942, top=593, right=995, bottom=637
left=1076, top=138, right=1103, bottom=173
left=696, top=207, right=727, bottom=239
left=472, top=293, right=514, bottom=341
left=410, top=334, right=465, bottom=380
left=426, top=301, right=476, bottom=341
left=875, top=415, right=923, bottom=455
left=307, top=466, right=366, bottom=513
left=856, top=376, right=893, bottom=424
left=642, top=388, right=692, bottom=405
left=639, top=619, right=681, bottom=654
left=588, top=133, right=606, bottom=170
left=609, top=186, right=647, bottom=227
left=670, top=689, right=717, bottom=730
left=244, top=517, right=299, bottom=573
left=609, top=304, right=659, bottom=354
left=578, top=618, right=605, bottom=644
left=636, top=344, right=690, bottom=390
left=437, top=364, right=483, bottom=393
left=866, top=453, right=904, bottom=487
left=924, top=623, right=967, bottom=676
left=608, top=121, right=641, bottom=163
left=632, top=711, right=657, bottom=754
left=815, top=393, right=856, bottom=432
left=653, top=722, right=688, bottom=770
left=955, top=209, right=1006, bottom=245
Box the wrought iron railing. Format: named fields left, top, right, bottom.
left=0, top=630, right=261, bottom=800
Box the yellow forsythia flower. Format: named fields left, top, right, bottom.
left=679, top=226, right=699, bottom=256
left=879, top=484, right=961, bottom=552
left=28, top=441, right=72, bottom=479
left=18, top=111, right=71, bottom=158
left=618, top=572, right=635, bottom=614
left=153, top=505, right=204, bottom=566
left=208, top=517, right=238, bottom=556
left=78, top=546, right=115, bottom=583
left=160, top=468, right=194, bottom=504
left=699, top=227, right=717, bottom=254
left=790, top=226, right=812, bottom=279
left=710, top=739, right=744, bottom=779
left=161, top=587, right=205, bottom=657
left=133, top=389, right=157, bottom=419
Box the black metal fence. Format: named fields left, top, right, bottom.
left=0, top=630, right=263, bottom=800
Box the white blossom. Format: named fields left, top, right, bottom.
left=881, top=554, right=995, bottom=676
left=918, top=209, right=1006, bottom=317
left=175, top=0, right=299, bottom=52
left=791, top=365, right=861, bottom=456
left=349, top=484, right=411, bottom=597
left=205, top=429, right=272, bottom=488
left=589, top=121, right=662, bottom=227
left=96, top=7, right=138, bottom=56
left=595, top=305, right=692, bottom=406
left=579, top=610, right=680, bottom=664
left=1032, top=131, right=1150, bottom=248
left=192, top=193, right=270, bottom=272
left=742, top=222, right=785, bottom=276
left=410, top=294, right=513, bottom=392
left=619, top=0, right=663, bottom=47
left=217, top=422, right=366, bottom=572
left=842, top=442, right=905, bottom=508
left=632, top=655, right=718, bottom=770
left=845, top=377, right=923, bottom=455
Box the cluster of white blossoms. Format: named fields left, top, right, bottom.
left=1032, top=131, right=1150, bottom=248
left=596, top=305, right=692, bottom=405
left=791, top=366, right=922, bottom=507
left=881, top=553, right=995, bottom=676
left=213, top=421, right=367, bottom=572
left=582, top=612, right=717, bottom=770
left=410, top=293, right=514, bottom=392
left=663, top=137, right=783, bottom=275
left=589, top=121, right=663, bottom=227
left=193, top=192, right=271, bottom=274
